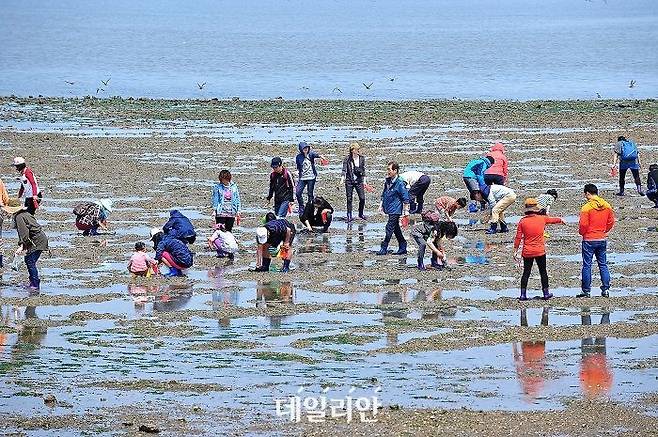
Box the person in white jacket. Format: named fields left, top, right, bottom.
left=483, top=183, right=517, bottom=234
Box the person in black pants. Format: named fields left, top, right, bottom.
left=399, top=170, right=431, bottom=214
left=300, top=196, right=334, bottom=233
left=341, top=143, right=367, bottom=222
left=377, top=162, right=410, bottom=255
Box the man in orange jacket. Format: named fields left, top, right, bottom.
left=577, top=184, right=615, bottom=298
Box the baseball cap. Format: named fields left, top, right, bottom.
left=271, top=157, right=282, bottom=168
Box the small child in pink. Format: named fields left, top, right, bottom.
left=128, top=242, right=156, bottom=276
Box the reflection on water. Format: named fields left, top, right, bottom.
left=580, top=308, right=613, bottom=398
left=513, top=307, right=549, bottom=401
left=513, top=307, right=614, bottom=403
left=127, top=283, right=193, bottom=313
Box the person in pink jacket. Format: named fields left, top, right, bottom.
left=484, top=142, right=509, bottom=185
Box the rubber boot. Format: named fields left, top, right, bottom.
left=430, top=254, right=441, bottom=269
left=0, top=254, right=3, bottom=269
left=417, top=261, right=426, bottom=271
left=255, top=257, right=271, bottom=272
left=485, top=223, right=498, bottom=234
left=165, top=267, right=182, bottom=277
left=393, top=242, right=407, bottom=255
left=637, top=184, right=645, bottom=196
left=281, top=259, right=291, bottom=273
left=376, top=243, right=389, bottom=256
left=518, top=288, right=529, bottom=301
left=499, top=222, right=509, bottom=233
left=542, top=288, right=553, bottom=300
left=346, top=212, right=353, bottom=223
left=600, top=287, right=609, bottom=298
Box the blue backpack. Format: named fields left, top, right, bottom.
left=620, top=140, right=638, bottom=161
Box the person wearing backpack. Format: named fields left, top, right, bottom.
left=411, top=219, right=458, bottom=270
left=612, top=136, right=644, bottom=196
left=645, top=164, right=658, bottom=208
left=72, top=199, right=113, bottom=236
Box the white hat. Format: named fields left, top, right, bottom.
left=1, top=205, right=25, bottom=215
left=12, top=157, right=25, bottom=166
left=256, top=227, right=268, bottom=244
left=97, top=199, right=113, bottom=212
left=150, top=227, right=163, bottom=240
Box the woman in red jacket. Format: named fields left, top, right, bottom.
left=513, top=198, right=565, bottom=300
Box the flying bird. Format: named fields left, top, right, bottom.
left=362, top=82, right=373, bottom=89
left=332, top=87, right=342, bottom=94
left=596, top=92, right=601, bottom=99
left=96, top=88, right=105, bottom=94
left=101, top=78, right=111, bottom=86
left=388, top=76, right=397, bottom=82
left=197, top=82, right=207, bottom=90
left=629, top=80, right=636, bottom=88
left=64, top=80, right=75, bottom=85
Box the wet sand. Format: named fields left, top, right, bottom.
left=0, top=97, right=657, bottom=435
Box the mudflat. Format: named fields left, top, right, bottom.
left=0, top=97, right=657, bottom=436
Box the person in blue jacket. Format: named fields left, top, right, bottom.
left=377, top=161, right=410, bottom=255
left=463, top=156, right=494, bottom=209
left=150, top=228, right=194, bottom=277
left=162, top=209, right=197, bottom=244
left=295, top=141, right=328, bottom=213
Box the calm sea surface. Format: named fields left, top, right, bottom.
left=1, top=0, right=657, bottom=100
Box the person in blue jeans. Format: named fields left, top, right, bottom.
left=295, top=142, right=328, bottom=213
left=576, top=184, right=615, bottom=298
left=5, top=205, right=49, bottom=291
left=377, top=161, right=410, bottom=255
left=267, top=157, right=295, bottom=218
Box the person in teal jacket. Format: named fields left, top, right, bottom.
left=377, top=161, right=410, bottom=255
left=463, top=156, right=494, bottom=210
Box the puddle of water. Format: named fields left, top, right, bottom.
left=549, top=251, right=658, bottom=265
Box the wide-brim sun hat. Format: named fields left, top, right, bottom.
left=1, top=205, right=25, bottom=215
left=97, top=199, right=113, bottom=212
left=524, top=198, right=540, bottom=212
left=256, top=227, right=268, bottom=244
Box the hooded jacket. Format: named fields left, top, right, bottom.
left=579, top=196, right=615, bottom=241
left=163, top=210, right=196, bottom=241
left=155, top=234, right=193, bottom=268
left=212, top=181, right=241, bottom=217
left=295, top=142, right=320, bottom=180
left=463, top=158, right=493, bottom=185
left=14, top=210, right=49, bottom=254
left=485, top=143, right=508, bottom=180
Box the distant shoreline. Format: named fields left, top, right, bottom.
left=2, top=96, right=657, bottom=127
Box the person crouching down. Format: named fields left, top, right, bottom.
left=128, top=242, right=157, bottom=277
left=412, top=219, right=458, bottom=270
left=254, top=219, right=296, bottom=272
left=513, top=198, right=566, bottom=301
left=207, top=224, right=239, bottom=260
left=72, top=199, right=113, bottom=236
left=300, top=196, right=333, bottom=233
left=646, top=164, right=658, bottom=208
left=150, top=228, right=194, bottom=277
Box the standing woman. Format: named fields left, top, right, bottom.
left=341, top=142, right=367, bottom=222
left=212, top=170, right=241, bottom=232
left=12, top=157, right=42, bottom=215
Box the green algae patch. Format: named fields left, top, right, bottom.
left=237, top=351, right=317, bottom=364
